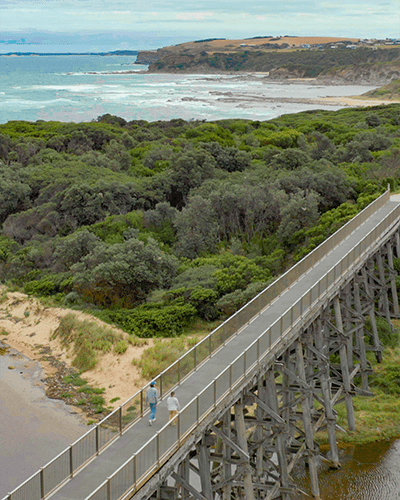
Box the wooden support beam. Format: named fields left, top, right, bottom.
left=396, top=231, right=400, bottom=259
left=178, top=458, right=190, bottom=500
left=235, top=403, right=256, bottom=500
left=377, top=251, right=393, bottom=328
left=251, top=394, right=285, bottom=424
left=255, top=379, right=265, bottom=479
left=362, top=267, right=383, bottom=362
left=334, top=297, right=356, bottom=431
left=171, top=472, right=207, bottom=500
left=387, top=242, right=400, bottom=317
left=211, top=426, right=249, bottom=461
left=198, top=438, right=213, bottom=500
left=265, top=370, right=291, bottom=499
left=221, top=411, right=231, bottom=500
left=295, top=341, right=321, bottom=499
left=343, top=284, right=354, bottom=371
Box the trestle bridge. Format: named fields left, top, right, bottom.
left=4, top=189, right=400, bottom=500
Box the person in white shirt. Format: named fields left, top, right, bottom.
left=167, top=391, right=180, bottom=426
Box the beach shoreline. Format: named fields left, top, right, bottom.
left=0, top=288, right=151, bottom=419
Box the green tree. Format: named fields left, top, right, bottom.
left=277, top=190, right=321, bottom=249
left=72, top=237, right=179, bottom=306
left=53, top=229, right=103, bottom=271
left=168, top=148, right=216, bottom=207
left=174, top=196, right=219, bottom=258
left=103, top=139, right=132, bottom=171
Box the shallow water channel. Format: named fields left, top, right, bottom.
left=294, top=439, right=400, bottom=499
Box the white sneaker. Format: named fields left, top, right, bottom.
left=153, top=417, right=156, bottom=422
left=149, top=419, right=152, bottom=426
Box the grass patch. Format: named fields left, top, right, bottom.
left=317, top=320, right=400, bottom=446
left=63, top=373, right=87, bottom=386
left=128, top=334, right=148, bottom=347
left=52, top=313, right=126, bottom=371
left=90, top=394, right=106, bottom=406
left=114, top=339, right=129, bottom=355
left=60, top=392, right=73, bottom=398
left=133, top=335, right=202, bottom=380
left=78, top=386, right=105, bottom=394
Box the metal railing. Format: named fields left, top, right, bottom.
left=86, top=196, right=400, bottom=500
left=2, top=189, right=392, bottom=500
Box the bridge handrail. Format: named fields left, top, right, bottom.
left=84, top=197, right=400, bottom=500
left=1, top=189, right=391, bottom=500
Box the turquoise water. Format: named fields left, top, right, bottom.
left=0, top=55, right=378, bottom=123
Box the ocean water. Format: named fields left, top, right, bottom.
left=0, top=55, right=379, bottom=124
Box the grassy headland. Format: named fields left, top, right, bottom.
left=140, top=36, right=400, bottom=86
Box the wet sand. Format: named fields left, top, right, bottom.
left=0, top=342, right=89, bottom=497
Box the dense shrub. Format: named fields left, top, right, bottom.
left=104, top=303, right=197, bottom=337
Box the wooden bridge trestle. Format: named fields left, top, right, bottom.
left=145, top=231, right=400, bottom=500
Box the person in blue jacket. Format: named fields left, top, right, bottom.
left=146, top=381, right=158, bottom=425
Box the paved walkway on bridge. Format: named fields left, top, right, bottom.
left=41, top=196, right=400, bottom=499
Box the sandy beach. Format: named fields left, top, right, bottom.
left=0, top=289, right=155, bottom=495
left=0, top=344, right=89, bottom=497
left=0, top=289, right=151, bottom=413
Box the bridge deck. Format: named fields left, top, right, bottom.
left=49, top=197, right=400, bottom=500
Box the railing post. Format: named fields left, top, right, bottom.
left=160, top=376, right=163, bottom=399
left=178, top=359, right=181, bottom=385
left=119, top=407, right=123, bottom=435
left=107, top=478, right=111, bottom=500
left=257, top=339, right=260, bottom=365
left=96, top=425, right=99, bottom=455
left=196, top=395, right=200, bottom=423
left=69, top=445, right=73, bottom=478
left=209, top=335, right=212, bottom=357
left=243, top=351, right=247, bottom=375
left=194, top=345, right=197, bottom=370
left=140, top=390, right=143, bottom=416
left=133, top=454, right=137, bottom=490
left=178, top=413, right=181, bottom=445
left=156, top=432, right=160, bottom=467
left=40, top=468, right=45, bottom=499
left=214, top=379, right=217, bottom=408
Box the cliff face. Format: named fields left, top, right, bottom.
left=317, top=62, right=400, bottom=85
left=135, top=50, right=161, bottom=65
left=142, top=44, right=400, bottom=85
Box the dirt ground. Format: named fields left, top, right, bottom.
left=0, top=287, right=152, bottom=419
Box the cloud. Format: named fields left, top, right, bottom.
left=0, top=0, right=398, bottom=47
left=176, top=12, right=214, bottom=21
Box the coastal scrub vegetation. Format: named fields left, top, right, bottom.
left=0, top=104, right=399, bottom=350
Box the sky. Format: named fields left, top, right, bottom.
left=0, top=0, right=399, bottom=53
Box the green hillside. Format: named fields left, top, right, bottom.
left=363, top=79, right=400, bottom=100
left=0, top=105, right=399, bottom=342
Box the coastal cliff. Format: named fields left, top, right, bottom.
left=135, top=50, right=161, bottom=65
left=136, top=36, right=400, bottom=85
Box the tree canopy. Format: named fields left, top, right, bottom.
left=0, top=104, right=399, bottom=335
